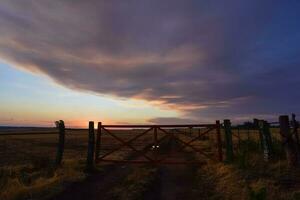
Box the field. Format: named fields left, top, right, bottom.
left=1, top=125, right=300, bottom=200
left=0, top=127, right=162, bottom=200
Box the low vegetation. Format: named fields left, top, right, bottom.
left=1, top=126, right=300, bottom=200
left=0, top=129, right=158, bottom=200
left=192, top=137, right=300, bottom=200
left=0, top=158, right=86, bottom=200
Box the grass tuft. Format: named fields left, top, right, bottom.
left=0, top=159, right=86, bottom=200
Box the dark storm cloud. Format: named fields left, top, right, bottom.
left=0, top=0, right=300, bottom=122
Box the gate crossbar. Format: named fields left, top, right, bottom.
left=95, top=123, right=220, bottom=164
left=177, top=127, right=215, bottom=152
left=97, top=127, right=153, bottom=160
left=158, top=127, right=216, bottom=161
left=101, top=127, right=154, bottom=162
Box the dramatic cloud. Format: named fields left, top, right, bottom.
left=0, top=0, right=300, bottom=122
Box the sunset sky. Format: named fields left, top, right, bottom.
left=0, top=0, right=300, bottom=127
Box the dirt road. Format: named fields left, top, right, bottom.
left=51, top=165, right=131, bottom=200
left=52, top=137, right=208, bottom=200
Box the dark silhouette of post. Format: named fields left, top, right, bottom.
left=279, top=115, right=298, bottom=167
left=254, top=118, right=264, bottom=150
left=237, top=127, right=241, bottom=151
left=95, top=122, right=102, bottom=160
left=55, top=120, right=65, bottom=167
left=258, top=120, right=273, bottom=161
left=224, top=119, right=233, bottom=162
left=216, top=120, right=223, bottom=162
left=87, top=121, right=95, bottom=170
left=291, top=114, right=300, bottom=161
left=253, top=118, right=259, bottom=128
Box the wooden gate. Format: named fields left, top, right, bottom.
left=95, top=121, right=222, bottom=165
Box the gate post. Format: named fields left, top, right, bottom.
left=95, top=122, right=102, bottom=161
left=258, top=120, right=273, bottom=161
left=55, top=120, right=65, bottom=167
left=216, top=120, right=223, bottom=162
left=87, top=121, right=95, bottom=170
left=279, top=115, right=299, bottom=167
left=224, top=119, right=233, bottom=162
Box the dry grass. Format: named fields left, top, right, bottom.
left=0, top=128, right=154, bottom=200
left=0, top=159, right=86, bottom=200
left=197, top=162, right=248, bottom=200
left=1, top=127, right=300, bottom=200
left=0, top=127, right=191, bottom=200
left=175, top=128, right=300, bottom=200
left=0, top=129, right=90, bottom=200
left=0, top=130, right=90, bottom=166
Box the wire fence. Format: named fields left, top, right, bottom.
left=0, top=114, right=299, bottom=169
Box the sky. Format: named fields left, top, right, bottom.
left=0, top=0, right=300, bottom=127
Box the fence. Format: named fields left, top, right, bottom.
left=224, top=114, right=300, bottom=167
left=0, top=123, right=89, bottom=168
left=1, top=114, right=299, bottom=170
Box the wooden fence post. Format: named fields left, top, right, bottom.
left=95, top=122, right=102, bottom=161
left=291, top=114, right=300, bottom=161
left=258, top=120, right=273, bottom=161
left=55, top=120, right=65, bottom=167
left=279, top=115, right=298, bottom=167
left=216, top=120, right=223, bottom=162
left=87, top=121, right=95, bottom=170
left=237, top=127, right=241, bottom=151
left=247, top=123, right=250, bottom=142
left=224, top=119, right=233, bottom=162
left=254, top=118, right=264, bottom=150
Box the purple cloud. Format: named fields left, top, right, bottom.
left=0, top=0, right=299, bottom=122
